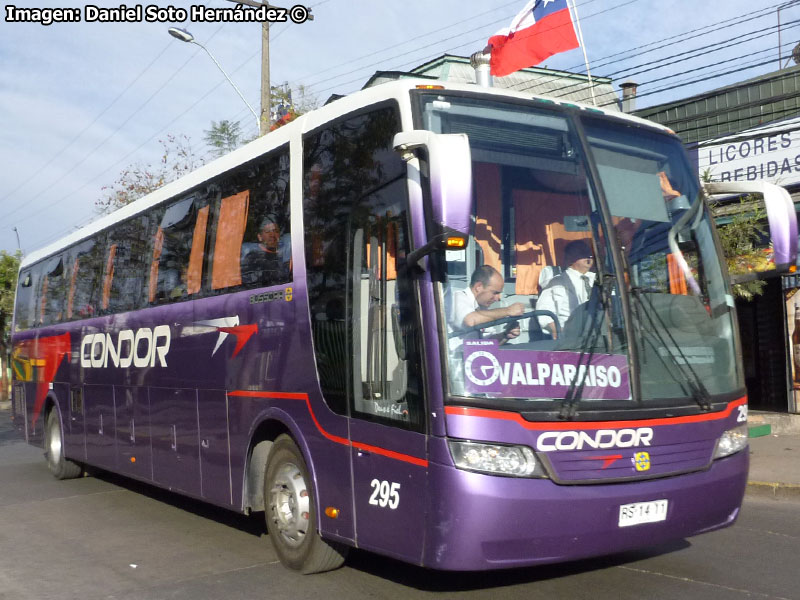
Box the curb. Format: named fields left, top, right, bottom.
left=748, top=412, right=800, bottom=436
left=748, top=424, right=772, bottom=438
left=746, top=481, right=800, bottom=500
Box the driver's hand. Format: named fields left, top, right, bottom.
left=506, top=327, right=520, bottom=340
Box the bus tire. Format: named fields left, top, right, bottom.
left=264, top=435, right=347, bottom=574
left=45, top=410, right=82, bottom=480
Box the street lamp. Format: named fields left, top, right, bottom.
left=167, top=27, right=261, bottom=132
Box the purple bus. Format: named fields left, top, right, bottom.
left=11, top=81, right=798, bottom=573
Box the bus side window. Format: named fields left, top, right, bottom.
left=100, top=215, right=152, bottom=314
left=13, top=270, right=34, bottom=331
left=101, top=244, right=117, bottom=313
left=149, top=198, right=207, bottom=303
left=211, top=190, right=249, bottom=290
left=238, top=148, right=291, bottom=289
left=69, top=237, right=104, bottom=320
left=42, top=256, right=65, bottom=326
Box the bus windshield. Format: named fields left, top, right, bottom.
left=417, top=93, right=741, bottom=412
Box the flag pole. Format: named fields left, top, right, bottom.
left=568, top=0, right=596, bottom=106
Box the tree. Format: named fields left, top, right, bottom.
left=702, top=170, right=770, bottom=301
left=269, top=82, right=319, bottom=131
left=711, top=199, right=770, bottom=301
left=95, top=134, right=203, bottom=215
left=204, top=120, right=243, bottom=158
left=0, top=250, right=22, bottom=401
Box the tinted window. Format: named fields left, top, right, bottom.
left=149, top=196, right=209, bottom=304
left=303, top=106, right=422, bottom=427
left=41, top=256, right=66, bottom=326
left=67, top=238, right=105, bottom=321
left=13, top=270, right=35, bottom=331
left=208, top=146, right=292, bottom=293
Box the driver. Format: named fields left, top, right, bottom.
left=536, top=240, right=596, bottom=339
left=448, top=265, right=525, bottom=347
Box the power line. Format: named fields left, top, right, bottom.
left=643, top=64, right=800, bottom=125
left=522, top=10, right=800, bottom=101
left=507, top=1, right=791, bottom=106
left=584, top=1, right=787, bottom=74
left=12, top=1, right=800, bottom=249
left=303, top=0, right=645, bottom=100
left=0, top=43, right=174, bottom=211
left=1, top=24, right=230, bottom=224
left=295, top=0, right=521, bottom=89
left=7, top=1, right=514, bottom=235
left=550, top=41, right=798, bottom=109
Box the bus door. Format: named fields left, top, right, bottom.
left=347, top=208, right=428, bottom=563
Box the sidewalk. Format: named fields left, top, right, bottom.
left=746, top=411, right=800, bottom=500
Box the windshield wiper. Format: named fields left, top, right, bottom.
left=630, top=287, right=712, bottom=411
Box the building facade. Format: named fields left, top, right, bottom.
left=636, top=66, right=800, bottom=414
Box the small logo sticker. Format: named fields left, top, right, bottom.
left=634, top=451, right=651, bottom=471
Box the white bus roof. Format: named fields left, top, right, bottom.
left=21, top=79, right=670, bottom=269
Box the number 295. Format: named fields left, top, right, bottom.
left=369, top=479, right=400, bottom=509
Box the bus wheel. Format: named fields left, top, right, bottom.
left=45, top=410, right=82, bottom=480
left=264, top=435, right=347, bottom=573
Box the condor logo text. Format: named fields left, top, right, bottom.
left=536, top=428, right=654, bottom=451
left=81, top=326, right=171, bottom=369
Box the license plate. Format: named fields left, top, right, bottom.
left=618, top=500, right=668, bottom=527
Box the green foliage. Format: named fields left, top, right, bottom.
left=710, top=197, right=769, bottom=301
left=204, top=120, right=243, bottom=158
left=271, top=81, right=318, bottom=116
left=268, top=82, right=319, bottom=132
left=0, top=250, right=22, bottom=347
left=95, top=134, right=202, bottom=215
left=702, top=169, right=771, bottom=301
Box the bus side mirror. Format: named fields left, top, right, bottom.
left=705, top=181, right=798, bottom=272
left=393, top=131, right=472, bottom=269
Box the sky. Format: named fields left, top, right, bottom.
left=1, top=0, right=797, bottom=257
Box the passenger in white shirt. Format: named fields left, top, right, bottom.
left=448, top=265, right=525, bottom=347
left=536, top=240, right=596, bottom=339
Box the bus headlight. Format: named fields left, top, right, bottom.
left=448, top=440, right=547, bottom=478
left=713, top=424, right=749, bottom=459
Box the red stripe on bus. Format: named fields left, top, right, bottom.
left=352, top=441, right=429, bottom=468
left=444, top=396, right=747, bottom=430
left=228, top=390, right=429, bottom=467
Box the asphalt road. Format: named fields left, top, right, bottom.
left=1, top=408, right=798, bottom=600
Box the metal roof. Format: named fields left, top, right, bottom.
left=364, top=54, right=620, bottom=110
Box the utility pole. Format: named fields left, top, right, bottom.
left=261, top=19, right=270, bottom=136
left=225, top=0, right=313, bottom=136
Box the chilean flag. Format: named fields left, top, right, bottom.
left=488, top=0, right=579, bottom=77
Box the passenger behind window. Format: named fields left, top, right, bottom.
left=240, top=215, right=290, bottom=286
left=536, top=240, right=596, bottom=339
left=169, top=265, right=188, bottom=300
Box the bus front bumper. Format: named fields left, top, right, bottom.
left=421, top=449, right=747, bottom=571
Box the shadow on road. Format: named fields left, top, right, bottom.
left=1, top=407, right=693, bottom=591
left=341, top=539, right=691, bottom=592
left=89, top=467, right=268, bottom=538
left=0, top=409, right=21, bottom=447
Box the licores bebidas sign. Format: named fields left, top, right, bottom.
left=696, top=115, right=800, bottom=187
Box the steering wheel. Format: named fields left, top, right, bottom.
left=449, top=310, right=561, bottom=339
